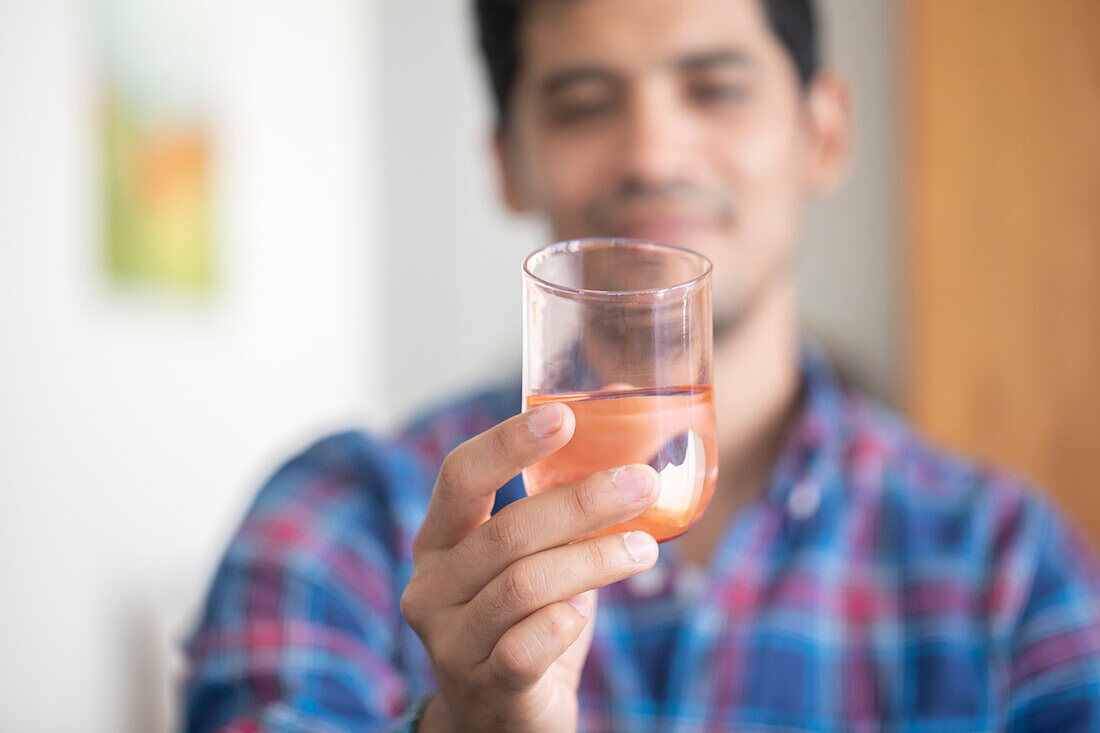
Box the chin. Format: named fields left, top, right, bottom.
left=624, top=229, right=728, bottom=258
left=670, top=233, right=733, bottom=268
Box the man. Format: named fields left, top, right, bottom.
left=183, top=0, right=1100, bottom=730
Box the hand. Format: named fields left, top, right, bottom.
left=399, top=403, right=661, bottom=732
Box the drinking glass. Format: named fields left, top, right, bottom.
left=522, top=238, right=718, bottom=543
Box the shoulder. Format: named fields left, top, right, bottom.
left=229, top=379, right=522, bottom=571
left=837, top=390, right=1043, bottom=547
left=835, top=390, right=1100, bottom=631
left=394, top=379, right=522, bottom=470
left=225, top=429, right=432, bottom=581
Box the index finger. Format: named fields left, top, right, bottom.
left=415, top=403, right=576, bottom=553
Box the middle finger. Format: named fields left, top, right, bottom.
left=442, top=463, right=659, bottom=601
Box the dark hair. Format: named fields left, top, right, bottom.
left=474, top=0, right=819, bottom=124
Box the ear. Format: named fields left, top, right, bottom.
left=803, top=72, right=852, bottom=194
left=492, top=126, right=531, bottom=213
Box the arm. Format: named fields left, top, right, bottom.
left=182, top=436, right=428, bottom=733
left=184, top=561, right=418, bottom=733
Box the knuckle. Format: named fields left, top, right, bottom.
left=400, top=572, right=433, bottom=620
left=399, top=583, right=421, bottom=627
left=586, top=538, right=618, bottom=572
left=492, top=416, right=521, bottom=462
left=542, top=603, right=572, bottom=639
left=491, top=421, right=515, bottom=460
left=490, top=639, right=536, bottom=692
left=483, top=515, right=524, bottom=559
left=436, top=453, right=469, bottom=494
left=500, top=563, right=541, bottom=610
left=567, top=477, right=602, bottom=523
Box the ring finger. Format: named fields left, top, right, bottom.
left=460, top=530, right=659, bottom=661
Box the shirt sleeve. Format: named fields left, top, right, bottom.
left=1005, top=502, right=1100, bottom=732
left=181, top=436, right=430, bottom=733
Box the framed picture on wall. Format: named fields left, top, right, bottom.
left=96, top=0, right=215, bottom=295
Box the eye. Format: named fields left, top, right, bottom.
left=689, top=81, right=750, bottom=105
left=541, top=79, right=620, bottom=128
left=546, top=97, right=615, bottom=127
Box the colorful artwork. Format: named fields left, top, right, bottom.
left=97, top=0, right=214, bottom=293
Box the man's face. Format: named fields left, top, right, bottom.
left=498, top=0, right=848, bottom=328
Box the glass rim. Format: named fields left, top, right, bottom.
left=522, top=238, right=713, bottom=300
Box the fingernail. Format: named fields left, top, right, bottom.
left=623, top=531, right=658, bottom=563
left=566, top=594, right=590, bottom=618
left=612, top=465, right=654, bottom=503
left=527, top=404, right=562, bottom=438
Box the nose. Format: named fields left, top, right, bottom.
left=619, top=84, right=695, bottom=187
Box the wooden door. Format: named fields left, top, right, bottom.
left=906, top=1, right=1100, bottom=542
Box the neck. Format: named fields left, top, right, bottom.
left=675, top=278, right=802, bottom=566
left=713, top=277, right=801, bottom=491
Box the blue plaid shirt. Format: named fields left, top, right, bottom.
left=184, top=350, right=1100, bottom=731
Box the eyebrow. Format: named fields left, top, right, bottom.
left=539, top=66, right=619, bottom=98
left=537, top=48, right=757, bottom=98
left=673, top=48, right=756, bottom=72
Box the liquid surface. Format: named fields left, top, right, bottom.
left=524, top=385, right=718, bottom=543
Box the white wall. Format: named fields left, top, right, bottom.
left=378, top=0, right=901, bottom=420
left=378, top=0, right=541, bottom=426
left=801, top=0, right=900, bottom=403
left=0, top=1, right=378, bottom=731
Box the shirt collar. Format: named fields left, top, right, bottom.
left=764, top=338, right=849, bottom=512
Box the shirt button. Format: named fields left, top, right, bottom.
left=787, top=479, right=821, bottom=520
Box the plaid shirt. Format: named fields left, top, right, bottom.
left=184, top=350, right=1100, bottom=732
